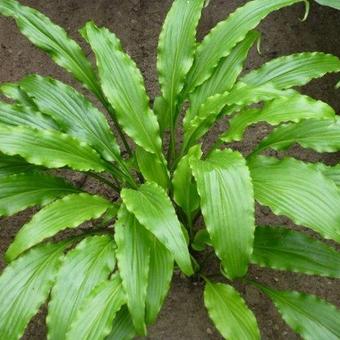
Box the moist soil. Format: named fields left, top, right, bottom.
left=1, top=1, right=340, bottom=339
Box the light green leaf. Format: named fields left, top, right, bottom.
left=249, top=156, right=340, bottom=242
left=0, top=241, right=69, bottom=340
left=0, top=100, right=58, bottom=130
left=252, top=226, right=340, bottom=278
left=191, top=149, right=255, bottom=279
left=115, top=205, right=151, bottom=336
left=256, top=285, right=340, bottom=340
left=81, top=22, right=162, bottom=157
left=185, top=0, right=305, bottom=93
left=0, top=153, right=42, bottom=178
left=204, top=281, right=260, bottom=340
left=0, top=82, right=38, bottom=110
left=121, top=182, right=193, bottom=276
left=315, top=163, right=340, bottom=188
left=157, top=0, right=205, bottom=128
left=6, top=193, right=111, bottom=261
left=192, top=229, right=211, bottom=251
left=19, top=75, right=121, bottom=162
left=188, top=30, right=260, bottom=121
left=0, top=173, right=77, bottom=217
left=146, top=237, right=173, bottom=325
left=222, top=94, right=335, bottom=142
left=241, top=52, right=340, bottom=89
left=172, top=145, right=202, bottom=217
left=0, top=0, right=101, bottom=97
left=47, top=235, right=116, bottom=340
left=315, top=0, right=340, bottom=9
left=0, top=124, right=109, bottom=172
left=66, top=275, right=126, bottom=340
left=256, top=117, right=340, bottom=154
left=135, top=147, right=169, bottom=189
left=106, top=306, right=135, bottom=340
left=183, top=83, right=293, bottom=151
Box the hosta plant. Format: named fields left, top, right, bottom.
left=0, top=0, right=340, bottom=339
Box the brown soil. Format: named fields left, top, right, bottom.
left=0, top=1, right=340, bottom=339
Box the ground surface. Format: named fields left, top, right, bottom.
left=0, top=0, right=340, bottom=339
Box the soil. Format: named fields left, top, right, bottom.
left=0, top=1, right=340, bottom=339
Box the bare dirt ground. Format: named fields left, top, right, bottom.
left=0, top=1, right=339, bottom=339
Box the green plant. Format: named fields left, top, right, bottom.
left=0, top=0, right=339, bottom=338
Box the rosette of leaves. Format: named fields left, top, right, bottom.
left=0, top=0, right=340, bottom=339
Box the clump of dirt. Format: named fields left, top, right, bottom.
left=0, top=1, right=339, bottom=339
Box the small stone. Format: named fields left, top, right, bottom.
left=274, top=277, right=279, bottom=282
left=206, top=328, right=213, bottom=335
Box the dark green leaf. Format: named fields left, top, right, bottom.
left=0, top=153, right=42, bottom=178
left=106, top=306, right=135, bottom=340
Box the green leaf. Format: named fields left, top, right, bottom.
left=0, top=0, right=101, bottom=97
left=192, top=229, right=211, bottom=251
left=0, top=241, right=69, bottom=340
left=256, top=117, right=340, bottom=154
left=185, top=0, right=305, bottom=93
left=0, top=100, right=59, bottom=130
left=191, top=149, right=255, bottom=279
left=172, top=145, right=202, bottom=217
left=315, top=0, right=340, bottom=9
left=183, top=83, right=293, bottom=151
left=315, top=163, right=340, bottom=188
left=121, top=182, right=193, bottom=276
left=252, top=226, right=340, bottom=278
left=222, top=93, right=335, bottom=142
left=80, top=22, right=162, bottom=157
left=241, top=52, right=340, bottom=89
left=106, top=306, right=135, bottom=340
left=66, top=275, right=126, bottom=340
left=249, top=156, right=340, bottom=242
left=146, top=237, right=173, bottom=325
left=0, top=153, right=42, bottom=178
left=256, top=285, right=340, bottom=340
left=188, top=30, right=260, bottom=120
left=135, top=147, right=169, bottom=190
left=157, top=0, right=205, bottom=128
left=0, top=124, right=109, bottom=172
left=204, top=281, right=260, bottom=340
left=115, top=205, right=151, bottom=336
left=0, top=82, right=39, bottom=110
left=6, top=193, right=111, bottom=261
left=0, top=173, right=77, bottom=217
left=47, top=235, right=116, bottom=340
left=19, top=75, right=121, bottom=162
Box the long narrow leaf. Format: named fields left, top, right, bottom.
left=0, top=241, right=69, bottom=340
left=0, top=124, right=109, bottom=172
left=188, top=30, right=260, bottom=122
left=241, top=52, right=340, bottom=89
left=47, top=235, right=116, bottom=340
left=256, top=117, right=340, bottom=154
left=0, top=154, right=42, bottom=178
left=204, top=281, right=260, bottom=340
left=0, top=0, right=101, bottom=97
left=0, top=101, right=58, bottom=130
left=252, top=226, right=340, bottom=278
left=6, top=193, right=111, bottom=261
left=191, top=149, right=255, bottom=279
left=66, top=276, right=126, bottom=340
left=121, top=182, right=193, bottom=276
left=115, top=205, right=151, bottom=336
left=185, top=0, right=305, bottom=93
left=315, top=163, right=340, bottom=188
left=315, top=0, right=340, bottom=9
left=19, top=75, right=121, bottom=162
left=106, top=306, right=135, bottom=340
left=222, top=94, right=335, bottom=142
left=157, top=0, right=205, bottom=128
left=256, top=285, right=340, bottom=340
left=81, top=22, right=162, bottom=158
left=0, top=173, right=77, bottom=217
left=249, top=156, right=340, bottom=242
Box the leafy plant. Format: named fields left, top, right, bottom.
left=0, top=0, right=339, bottom=339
